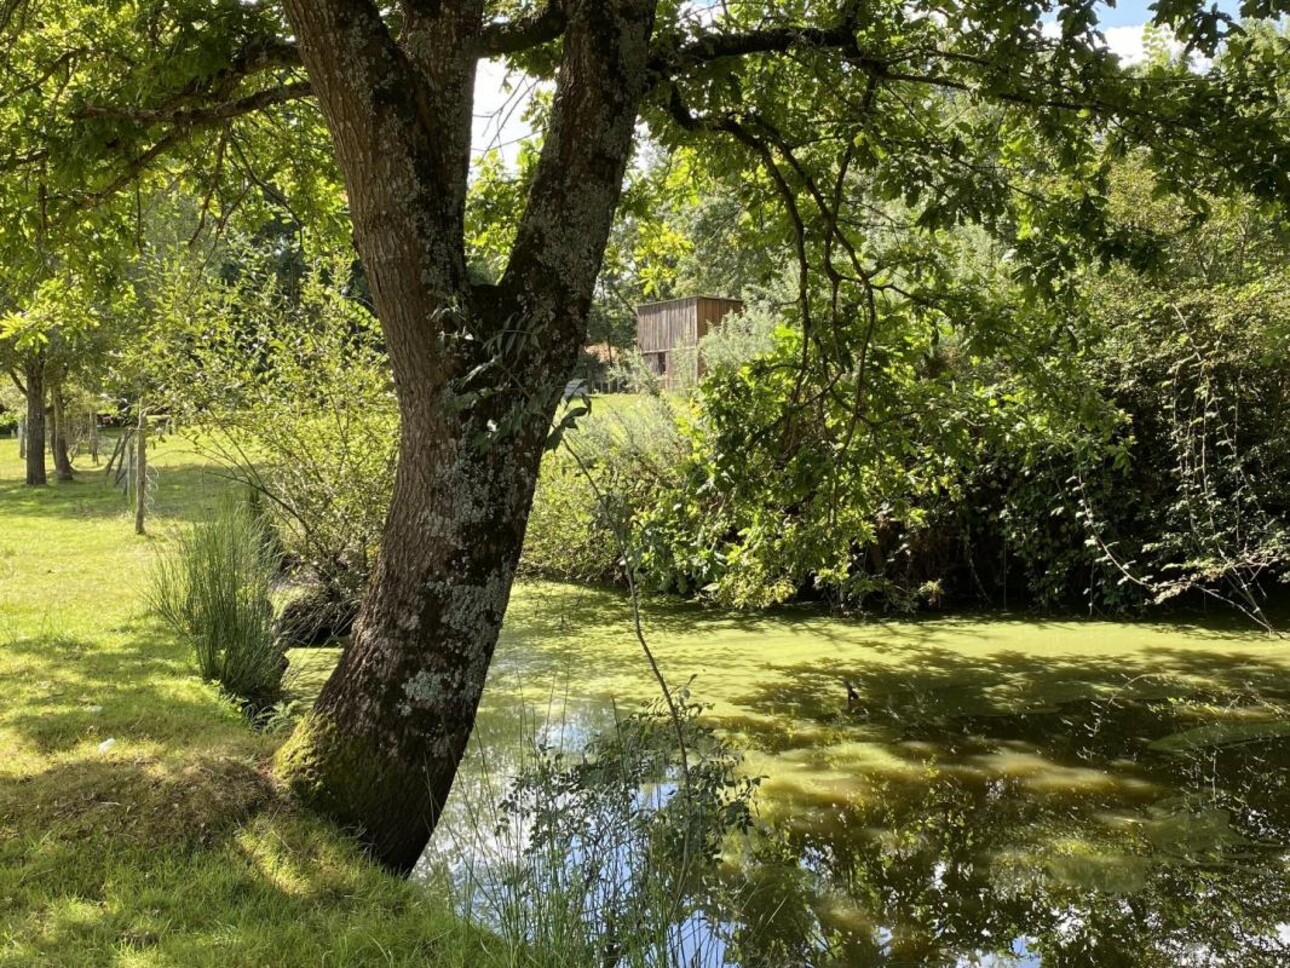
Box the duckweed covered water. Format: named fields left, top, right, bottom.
left=298, top=583, right=1290, bottom=966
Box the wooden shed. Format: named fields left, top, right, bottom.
left=635, top=296, right=743, bottom=390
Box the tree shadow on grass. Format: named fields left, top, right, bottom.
left=0, top=615, right=488, bottom=967
left=0, top=626, right=254, bottom=756
left=0, top=751, right=274, bottom=870
left=0, top=754, right=481, bottom=968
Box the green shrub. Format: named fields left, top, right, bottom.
left=152, top=247, right=397, bottom=613
left=696, top=300, right=779, bottom=378
left=521, top=395, right=684, bottom=585
left=151, top=497, right=285, bottom=701
left=522, top=453, right=622, bottom=585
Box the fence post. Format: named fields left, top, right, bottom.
left=134, top=407, right=147, bottom=536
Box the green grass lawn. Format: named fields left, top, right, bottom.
left=0, top=438, right=491, bottom=968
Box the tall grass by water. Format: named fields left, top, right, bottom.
left=150, top=495, right=285, bottom=700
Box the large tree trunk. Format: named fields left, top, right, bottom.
left=278, top=380, right=558, bottom=869
left=276, top=0, right=654, bottom=873
left=50, top=378, right=74, bottom=482
left=23, top=354, right=47, bottom=487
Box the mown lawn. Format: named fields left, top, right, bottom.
left=0, top=438, right=491, bottom=967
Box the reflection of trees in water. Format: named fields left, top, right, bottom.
left=423, top=669, right=1290, bottom=968
left=723, top=691, right=1290, bottom=967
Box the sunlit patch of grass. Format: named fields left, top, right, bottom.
left=0, top=440, right=495, bottom=967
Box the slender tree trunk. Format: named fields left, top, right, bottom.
left=16, top=418, right=25, bottom=460
left=50, top=379, right=74, bottom=482
left=89, top=418, right=99, bottom=465
left=23, top=354, right=47, bottom=486
left=276, top=0, right=654, bottom=873
left=134, top=407, right=147, bottom=535
left=105, top=429, right=128, bottom=477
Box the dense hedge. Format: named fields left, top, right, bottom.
left=520, top=279, right=1290, bottom=620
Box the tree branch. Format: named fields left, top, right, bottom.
left=71, top=81, right=313, bottom=127
left=646, top=14, right=1157, bottom=133
left=0, top=48, right=87, bottom=108
left=70, top=129, right=186, bottom=213
left=652, top=22, right=857, bottom=73
left=234, top=37, right=304, bottom=74
left=646, top=1, right=881, bottom=82
left=0, top=146, right=49, bottom=174
left=0, top=0, right=27, bottom=35
left=477, top=2, right=567, bottom=56
left=654, top=24, right=1169, bottom=140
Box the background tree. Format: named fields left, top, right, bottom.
left=1, top=272, right=133, bottom=484
left=0, top=335, right=46, bottom=485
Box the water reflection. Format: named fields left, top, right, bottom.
left=414, top=586, right=1290, bottom=967
left=735, top=699, right=1290, bottom=965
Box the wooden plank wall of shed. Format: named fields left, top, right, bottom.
left=636, top=296, right=744, bottom=390
left=637, top=298, right=698, bottom=354
left=638, top=298, right=695, bottom=390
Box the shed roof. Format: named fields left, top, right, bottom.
left=635, top=295, right=742, bottom=311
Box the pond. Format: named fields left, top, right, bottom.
left=293, top=583, right=1290, bottom=966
